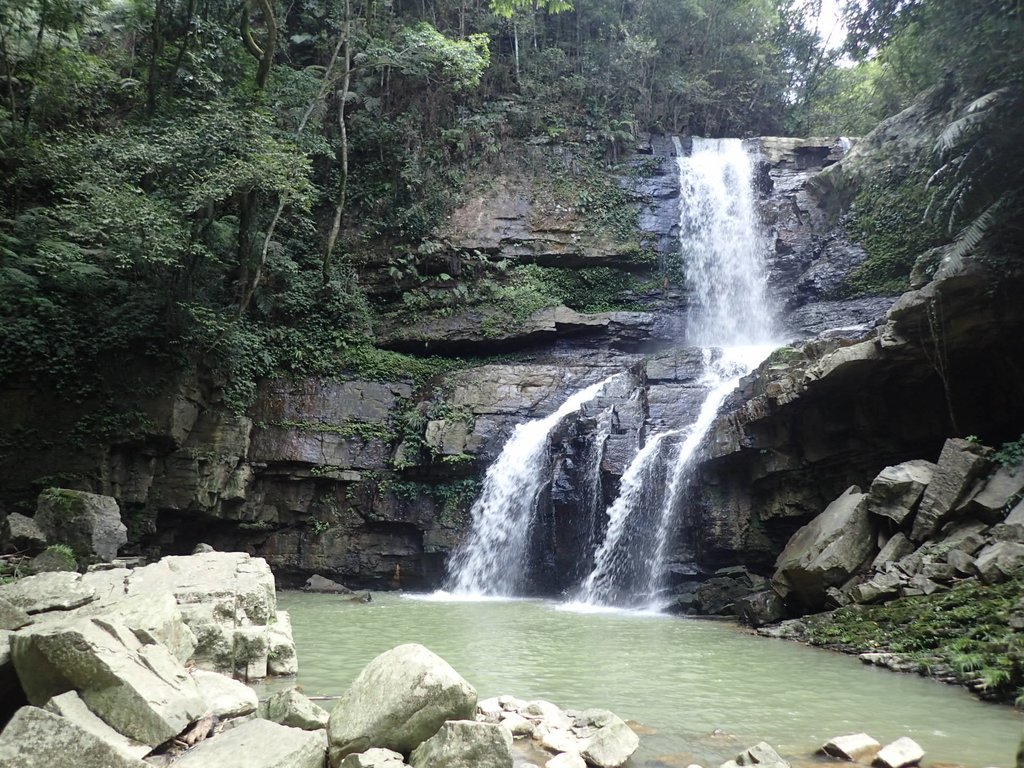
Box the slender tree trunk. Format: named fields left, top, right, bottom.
left=146, top=0, right=165, bottom=115
left=240, top=0, right=277, bottom=91
left=322, top=0, right=352, bottom=283
left=512, top=19, right=520, bottom=81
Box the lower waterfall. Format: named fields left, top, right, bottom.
left=445, top=375, right=619, bottom=597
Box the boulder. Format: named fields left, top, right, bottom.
left=75, top=592, right=197, bottom=662
left=303, top=574, right=353, bottom=594
left=0, top=571, right=97, bottom=614
left=192, top=669, right=258, bottom=718
left=10, top=617, right=205, bottom=746
left=34, top=489, right=126, bottom=562
left=193, top=543, right=215, bottom=554
left=849, top=572, right=903, bottom=604
left=266, top=687, right=329, bottom=731
left=911, top=439, right=992, bottom=541
left=575, top=709, right=640, bottom=768
left=873, top=736, right=924, bottom=768
left=408, top=720, right=513, bottom=768
left=43, top=690, right=150, bottom=760
left=735, top=590, right=786, bottom=627
left=820, top=733, right=881, bottom=761
left=867, top=461, right=935, bottom=525
left=946, top=549, right=976, bottom=575
left=267, top=610, right=299, bottom=676
left=0, top=596, right=31, bottom=631
left=773, top=487, right=876, bottom=609
left=870, top=533, right=915, bottom=570
left=1006, top=498, right=1024, bottom=525
left=5, top=512, right=47, bottom=553
left=171, top=717, right=328, bottom=768
left=498, top=710, right=535, bottom=737
left=0, top=706, right=150, bottom=768
left=958, top=462, right=1024, bottom=523
left=721, top=741, right=790, bottom=768
left=327, top=644, right=476, bottom=763
left=547, top=754, right=587, bottom=768
left=971, top=541, right=1024, bottom=584
left=30, top=547, right=77, bottom=573
left=339, top=748, right=409, bottom=768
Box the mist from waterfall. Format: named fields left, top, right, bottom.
left=575, top=137, right=780, bottom=609
left=445, top=375, right=619, bottom=597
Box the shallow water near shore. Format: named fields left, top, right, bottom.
left=263, top=591, right=1021, bottom=767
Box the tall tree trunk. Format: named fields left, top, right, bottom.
left=146, top=0, right=166, bottom=115
left=322, top=0, right=352, bottom=283
left=241, top=0, right=277, bottom=90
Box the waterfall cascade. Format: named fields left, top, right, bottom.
left=577, top=138, right=780, bottom=608
left=445, top=375, right=619, bottom=596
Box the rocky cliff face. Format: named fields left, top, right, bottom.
left=2, top=128, right=946, bottom=595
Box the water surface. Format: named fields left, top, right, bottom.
left=269, top=591, right=1021, bottom=767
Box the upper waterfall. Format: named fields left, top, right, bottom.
left=572, top=137, right=781, bottom=609
left=679, top=138, right=777, bottom=347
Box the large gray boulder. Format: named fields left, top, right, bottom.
left=849, top=572, right=903, bottom=604
left=820, top=732, right=880, bottom=761
left=971, top=541, right=1024, bottom=584
left=327, top=644, right=477, bottom=764
left=871, top=533, right=915, bottom=570
left=10, top=617, right=205, bottom=746
left=911, top=439, right=992, bottom=541
left=874, top=736, right=924, bottom=768
left=5, top=513, right=47, bottom=553
left=408, top=720, right=512, bottom=768
left=773, top=487, right=876, bottom=609
left=867, top=461, right=935, bottom=525
left=0, top=571, right=97, bottom=614
left=959, top=461, right=1024, bottom=523
left=576, top=709, right=639, bottom=768
left=266, top=687, right=329, bottom=730
left=735, top=589, right=786, bottom=627
left=34, top=488, right=127, bottom=562
left=171, top=718, right=328, bottom=768
left=43, top=690, right=150, bottom=760
left=81, top=552, right=288, bottom=679
left=0, top=706, right=150, bottom=768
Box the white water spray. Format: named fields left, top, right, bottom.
left=446, top=375, right=618, bottom=596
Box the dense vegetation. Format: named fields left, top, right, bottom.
left=805, top=576, right=1024, bottom=704
left=0, top=0, right=1021, bottom=418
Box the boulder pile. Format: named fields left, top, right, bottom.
left=735, top=438, right=1024, bottom=625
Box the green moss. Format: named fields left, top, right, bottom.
left=805, top=576, right=1024, bottom=702
left=840, top=170, right=946, bottom=297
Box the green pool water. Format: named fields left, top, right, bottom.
left=263, top=591, right=1022, bottom=767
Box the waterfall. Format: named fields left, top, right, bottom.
left=575, top=138, right=780, bottom=608
left=445, top=375, right=618, bottom=596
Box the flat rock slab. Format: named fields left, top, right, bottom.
left=11, top=617, right=205, bottom=746
left=0, top=596, right=31, bottom=631
left=409, top=720, right=513, bottom=768
left=0, top=572, right=97, bottom=614
left=327, top=643, right=476, bottom=763
left=44, top=690, right=150, bottom=760
left=820, top=732, right=881, bottom=761
left=172, top=718, right=327, bottom=768
left=192, top=669, right=258, bottom=718
left=0, top=706, right=149, bottom=768
left=873, top=736, right=924, bottom=768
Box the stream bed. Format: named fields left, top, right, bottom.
left=264, top=591, right=1022, bottom=767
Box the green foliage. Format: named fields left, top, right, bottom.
left=994, top=435, right=1024, bottom=469
left=840, top=171, right=945, bottom=297
left=805, top=576, right=1024, bottom=703
left=39, top=544, right=77, bottom=570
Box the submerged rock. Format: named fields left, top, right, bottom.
left=873, top=736, right=924, bottom=768
left=327, top=643, right=477, bottom=764
left=820, top=732, right=881, bottom=761
left=303, top=574, right=353, bottom=594
left=720, top=741, right=790, bottom=768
